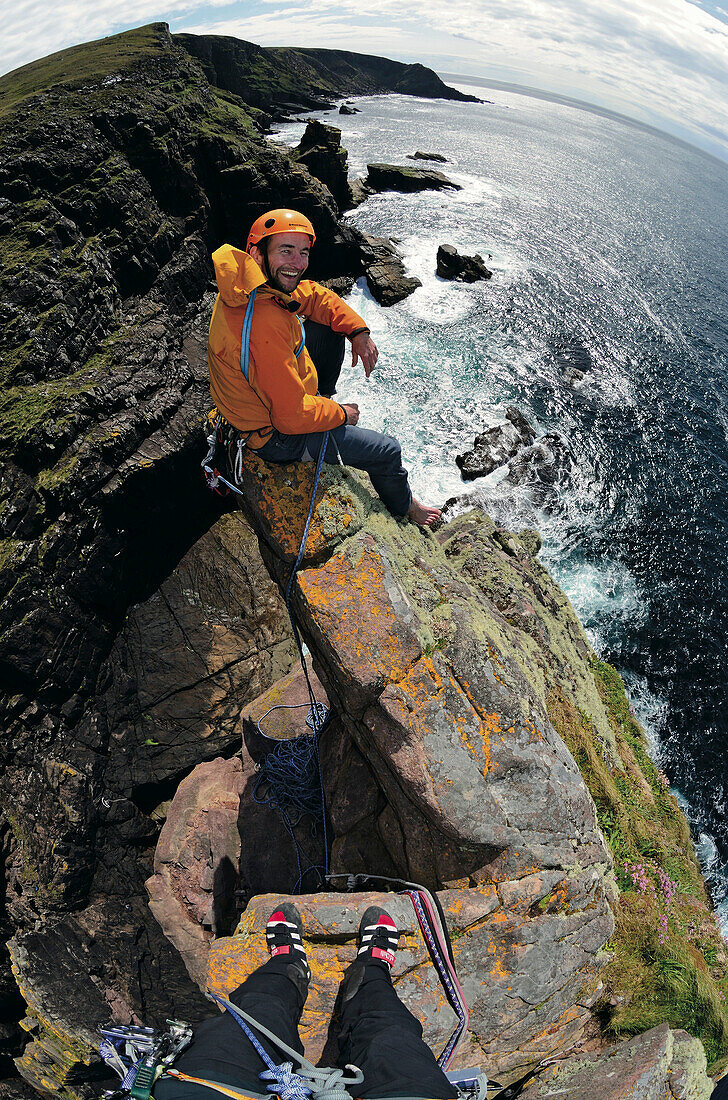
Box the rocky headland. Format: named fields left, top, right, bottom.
left=0, top=20, right=727, bottom=1100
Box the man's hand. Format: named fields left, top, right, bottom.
left=341, top=403, right=360, bottom=426
left=351, top=332, right=378, bottom=377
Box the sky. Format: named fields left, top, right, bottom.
left=3, top=0, right=728, bottom=163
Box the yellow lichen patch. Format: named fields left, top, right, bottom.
left=234, top=447, right=362, bottom=561
left=297, top=544, right=421, bottom=690
left=484, top=937, right=511, bottom=982
left=206, top=935, right=268, bottom=998
left=379, top=656, right=494, bottom=786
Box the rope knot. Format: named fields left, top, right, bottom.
left=259, top=1062, right=311, bottom=1100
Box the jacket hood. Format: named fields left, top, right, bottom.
left=212, top=244, right=267, bottom=306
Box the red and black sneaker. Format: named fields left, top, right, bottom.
left=265, top=903, right=310, bottom=982
left=357, top=906, right=399, bottom=970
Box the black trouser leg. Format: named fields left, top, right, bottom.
left=154, top=957, right=306, bottom=1100
left=305, top=318, right=346, bottom=397
left=337, top=962, right=458, bottom=1099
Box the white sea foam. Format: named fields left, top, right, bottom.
left=274, top=95, right=728, bottom=938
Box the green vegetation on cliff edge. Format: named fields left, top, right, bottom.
left=549, top=659, right=728, bottom=1068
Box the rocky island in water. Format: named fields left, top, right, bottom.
left=0, top=21, right=726, bottom=1100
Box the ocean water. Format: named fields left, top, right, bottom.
left=270, top=88, right=728, bottom=928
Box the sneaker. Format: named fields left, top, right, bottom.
left=357, top=906, right=399, bottom=970
left=266, top=903, right=310, bottom=982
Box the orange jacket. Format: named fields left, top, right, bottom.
left=208, top=245, right=368, bottom=447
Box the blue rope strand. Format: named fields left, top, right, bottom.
left=254, top=431, right=331, bottom=892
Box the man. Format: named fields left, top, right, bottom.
left=207, top=208, right=440, bottom=526
left=154, top=903, right=459, bottom=1100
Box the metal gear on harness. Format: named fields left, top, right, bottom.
left=98, top=1021, right=193, bottom=1099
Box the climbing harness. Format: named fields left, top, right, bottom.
left=98, top=1001, right=361, bottom=1100
left=195, top=994, right=363, bottom=1100
left=99, top=1020, right=193, bottom=1099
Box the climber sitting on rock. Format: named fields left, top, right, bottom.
left=154, top=903, right=458, bottom=1100
left=207, top=208, right=441, bottom=526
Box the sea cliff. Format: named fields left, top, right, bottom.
left=0, top=21, right=726, bottom=1099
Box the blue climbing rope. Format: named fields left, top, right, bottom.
left=204, top=994, right=361, bottom=1100
left=253, top=430, right=331, bottom=893
left=404, top=889, right=468, bottom=1067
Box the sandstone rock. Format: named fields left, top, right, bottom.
left=146, top=671, right=335, bottom=991
left=207, top=884, right=602, bottom=1080
left=244, top=666, right=329, bottom=741
left=456, top=407, right=537, bottom=479
left=365, top=163, right=462, bottom=194
left=146, top=757, right=246, bottom=988
left=518, top=1023, right=713, bottom=1099
left=338, top=104, right=360, bottom=115
left=295, top=121, right=353, bottom=212
left=358, top=233, right=422, bottom=305
left=206, top=890, right=484, bottom=1069
left=220, top=458, right=618, bottom=1068
left=407, top=151, right=448, bottom=162
left=436, top=243, right=492, bottom=283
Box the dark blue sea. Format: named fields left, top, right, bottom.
left=271, top=86, right=728, bottom=928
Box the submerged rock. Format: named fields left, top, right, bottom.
left=436, top=243, right=492, bottom=283
left=365, top=162, right=462, bottom=193
left=455, top=408, right=572, bottom=501
left=507, top=432, right=572, bottom=492
left=338, top=103, right=359, bottom=115
left=407, top=150, right=448, bottom=162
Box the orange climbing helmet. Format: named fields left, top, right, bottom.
left=246, top=209, right=316, bottom=252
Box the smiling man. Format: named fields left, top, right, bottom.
left=207, top=208, right=440, bottom=525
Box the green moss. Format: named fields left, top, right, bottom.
left=0, top=368, right=92, bottom=457
left=0, top=24, right=172, bottom=117
left=548, top=664, right=728, bottom=1067
left=0, top=538, right=24, bottom=572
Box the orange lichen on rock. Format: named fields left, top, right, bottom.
left=232, top=447, right=361, bottom=562
left=297, top=543, right=422, bottom=698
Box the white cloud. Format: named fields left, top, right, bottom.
left=2, top=0, right=728, bottom=161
